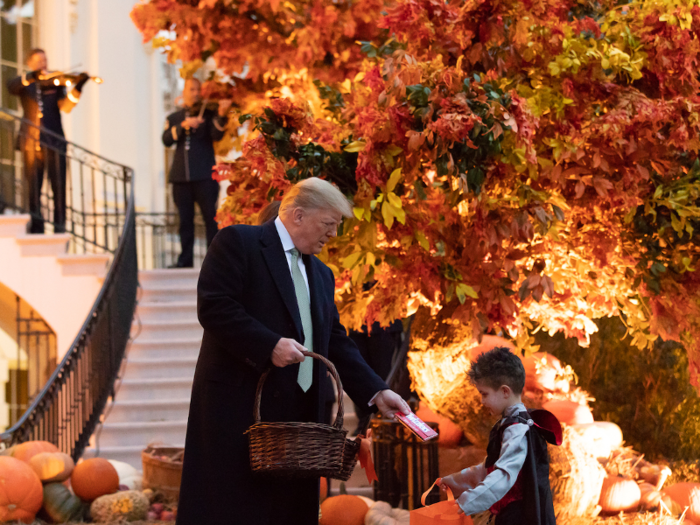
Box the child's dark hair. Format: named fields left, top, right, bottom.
left=468, top=346, right=525, bottom=394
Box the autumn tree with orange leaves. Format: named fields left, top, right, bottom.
left=133, top=0, right=700, bottom=388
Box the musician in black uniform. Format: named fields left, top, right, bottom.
left=163, top=78, right=231, bottom=268
left=7, top=49, right=89, bottom=233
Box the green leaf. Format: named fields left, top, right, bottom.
left=414, top=179, right=427, bottom=200
left=387, top=168, right=402, bottom=192
left=455, top=283, right=478, bottom=304
left=238, top=113, right=254, bottom=124
left=344, top=140, right=367, bottom=153
left=386, top=144, right=403, bottom=156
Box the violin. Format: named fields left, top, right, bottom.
left=39, top=70, right=103, bottom=88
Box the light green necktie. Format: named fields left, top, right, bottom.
left=290, top=248, right=313, bottom=391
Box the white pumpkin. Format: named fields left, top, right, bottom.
left=570, top=422, right=623, bottom=460
left=365, top=501, right=410, bottom=525
left=107, top=459, right=143, bottom=490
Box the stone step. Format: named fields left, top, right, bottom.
left=139, top=268, right=199, bottom=290
left=127, top=338, right=201, bottom=360
left=84, top=444, right=182, bottom=470
left=0, top=214, right=30, bottom=237
left=136, top=301, right=198, bottom=323
left=137, top=320, right=203, bottom=341
left=117, top=377, right=194, bottom=401
left=106, top=399, right=191, bottom=423
left=96, top=420, right=188, bottom=448
left=139, top=285, right=197, bottom=304
left=123, top=357, right=197, bottom=380
left=57, top=253, right=110, bottom=277
left=15, top=233, right=70, bottom=257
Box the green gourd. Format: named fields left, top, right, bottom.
left=42, top=483, right=84, bottom=523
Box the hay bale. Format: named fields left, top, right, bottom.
left=549, top=426, right=606, bottom=519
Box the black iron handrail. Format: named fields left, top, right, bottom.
left=0, top=108, right=131, bottom=253
left=0, top=109, right=138, bottom=461
left=136, top=211, right=207, bottom=269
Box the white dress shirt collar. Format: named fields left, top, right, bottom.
left=274, top=216, right=296, bottom=252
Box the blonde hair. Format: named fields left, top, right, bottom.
left=279, top=178, right=352, bottom=218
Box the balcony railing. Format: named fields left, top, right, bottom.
left=0, top=109, right=137, bottom=461
left=136, top=211, right=207, bottom=270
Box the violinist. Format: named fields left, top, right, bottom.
left=162, top=77, right=231, bottom=268
left=6, top=48, right=90, bottom=234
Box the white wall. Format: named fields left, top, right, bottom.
left=37, top=0, right=169, bottom=212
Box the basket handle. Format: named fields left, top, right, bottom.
left=253, top=350, right=345, bottom=430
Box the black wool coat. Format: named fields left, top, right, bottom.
left=175, top=221, right=388, bottom=525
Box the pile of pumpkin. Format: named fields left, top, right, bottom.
left=319, top=482, right=409, bottom=525
left=0, top=440, right=154, bottom=524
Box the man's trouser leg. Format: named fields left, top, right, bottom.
left=46, top=146, right=67, bottom=233
left=23, top=140, right=45, bottom=234
left=173, top=181, right=195, bottom=268
left=193, top=178, right=220, bottom=248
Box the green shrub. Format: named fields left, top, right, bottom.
left=535, top=316, right=700, bottom=461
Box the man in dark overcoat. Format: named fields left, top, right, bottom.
left=176, top=178, right=410, bottom=525
left=162, top=78, right=231, bottom=268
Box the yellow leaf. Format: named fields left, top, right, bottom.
left=415, top=230, right=430, bottom=252
left=387, top=192, right=402, bottom=208
left=387, top=168, right=402, bottom=192
left=344, top=140, right=366, bottom=153
left=342, top=251, right=363, bottom=269
left=353, top=207, right=365, bottom=220
left=456, top=283, right=478, bottom=301
left=366, top=252, right=376, bottom=266
left=381, top=201, right=395, bottom=229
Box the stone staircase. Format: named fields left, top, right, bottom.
left=0, top=213, right=110, bottom=357
left=87, top=267, right=369, bottom=498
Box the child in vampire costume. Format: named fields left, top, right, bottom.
left=440, top=347, right=562, bottom=525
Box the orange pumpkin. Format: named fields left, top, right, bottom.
left=688, top=486, right=700, bottom=525
left=469, top=335, right=515, bottom=362
left=320, top=478, right=328, bottom=502
left=319, top=495, right=369, bottom=525
left=662, top=483, right=700, bottom=520
left=70, top=458, right=119, bottom=501
left=29, top=452, right=75, bottom=483
left=599, top=477, right=641, bottom=513
left=522, top=352, right=569, bottom=392
left=11, top=440, right=59, bottom=463
left=415, top=405, right=463, bottom=447
left=0, top=456, right=44, bottom=524
left=542, top=400, right=594, bottom=426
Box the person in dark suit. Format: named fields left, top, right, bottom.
left=176, top=177, right=411, bottom=525
left=162, top=78, right=231, bottom=268
left=7, top=48, right=89, bottom=233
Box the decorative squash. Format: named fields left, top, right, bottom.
left=660, top=494, right=682, bottom=517
left=542, top=400, right=594, bottom=426
left=90, top=490, right=149, bottom=522
left=570, top=422, right=623, bottom=460
left=70, top=458, right=119, bottom=501
left=42, top=482, right=84, bottom=523
left=364, top=501, right=410, bottom=525
left=107, top=459, right=143, bottom=490
left=598, top=477, right=641, bottom=513
left=638, top=483, right=661, bottom=511
left=0, top=456, right=44, bottom=524
left=415, top=405, right=463, bottom=447
left=29, top=452, right=74, bottom=483
left=11, top=440, right=59, bottom=463
left=320, top=495, right=369, bottom=525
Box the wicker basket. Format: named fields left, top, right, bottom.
left=336, top=436, right=361, bottom=481
left=247, top=351, right=349, bottom=479
left=141, top=446, right=184, bottom=500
